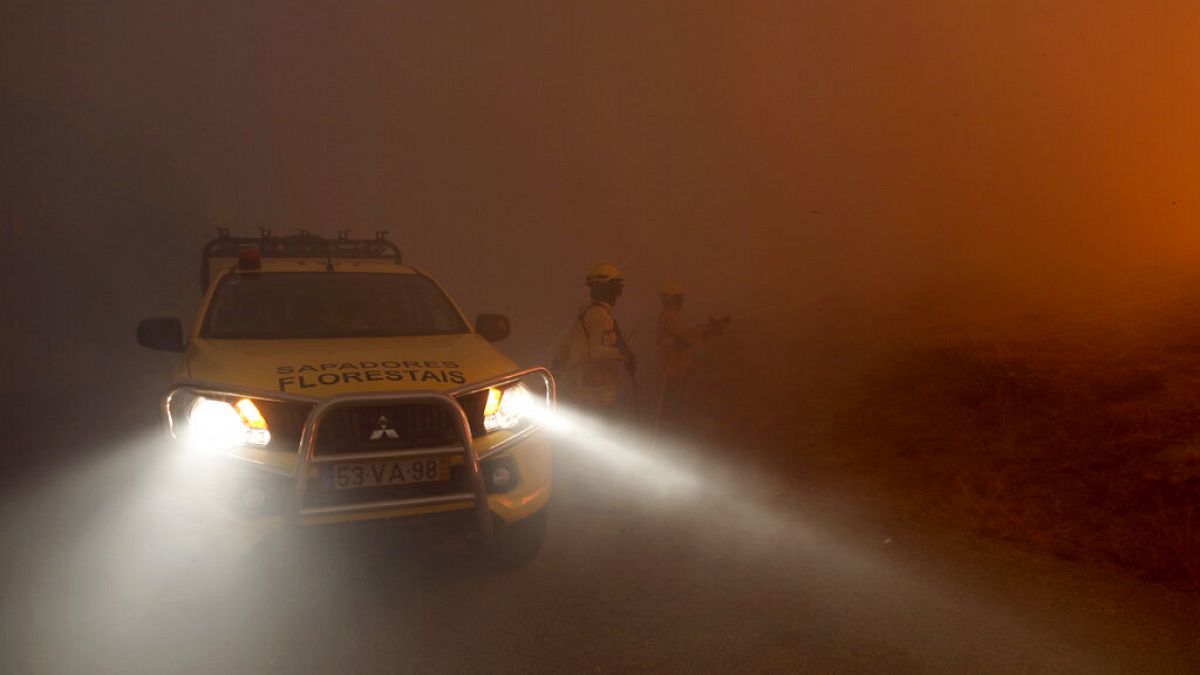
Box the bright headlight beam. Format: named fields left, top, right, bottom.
left=187, top=398, right=245, bottom=450
left=484, top=383, right=534, bottom=432
left=186, top=397, right=270, bottom=450
left=525, top=404, right=699, bottom=493
left=6, top=394, right=1097, bottom=672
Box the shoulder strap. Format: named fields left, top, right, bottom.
left=576, top=301, right=607, bottom=339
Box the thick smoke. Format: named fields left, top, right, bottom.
left=2, top=1, right=1198, bottom=379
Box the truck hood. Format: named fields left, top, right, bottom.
left=186, top=333, right=516, bottom=397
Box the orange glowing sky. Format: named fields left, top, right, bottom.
left=3, top=1, right=1200, bottom=357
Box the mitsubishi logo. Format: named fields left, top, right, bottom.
left=369, top=414, right=400, bottom=441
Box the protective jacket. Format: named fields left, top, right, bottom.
left=554, top=301, right=623, bottom=407
left=657, top=306, right=704, bottom=377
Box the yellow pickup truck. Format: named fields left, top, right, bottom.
left=136, top=230, right=554, bottom=566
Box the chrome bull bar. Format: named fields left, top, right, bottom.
left=291, top=390, right=490, bottom=538
left=162, top=367, right=555, bottom=541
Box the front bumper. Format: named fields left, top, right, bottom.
left=162, top=367, right=555, bottom=540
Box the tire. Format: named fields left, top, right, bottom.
left=484, top=507, right=549, bottom=569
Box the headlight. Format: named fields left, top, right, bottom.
left=186, top=396, right=271, bottom=449
left=483, top=383, right=534, bottom=432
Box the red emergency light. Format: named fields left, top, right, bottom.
left=238, top=247, right=262, bottom=271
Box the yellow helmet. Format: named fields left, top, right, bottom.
left=585, top=261, right=624, bottom=286
left=659, top=280, right=684, bottom=296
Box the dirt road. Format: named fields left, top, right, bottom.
left=2, top=421, right=1197, bottom=673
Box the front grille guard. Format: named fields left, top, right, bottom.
left=162, top=366, right=556, bottom=541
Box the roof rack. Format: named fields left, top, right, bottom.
left=200, top=229, right=403, bottom=291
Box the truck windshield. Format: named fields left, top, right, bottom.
left=200, top=272, right=469, bottom=339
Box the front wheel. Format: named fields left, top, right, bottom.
left=482, top=508, right=548, bottom=569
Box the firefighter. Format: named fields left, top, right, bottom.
left=552, top=261, right=636, bottom=416
left=655, top=281, right=728, bottom=430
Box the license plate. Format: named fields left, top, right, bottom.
left=329, top=457, right=449, bottom=490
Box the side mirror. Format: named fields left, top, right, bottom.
left=137, top=317, right=185, bottom=353
left=475, top=313, right=511, bottom=343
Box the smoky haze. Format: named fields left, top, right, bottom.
left=3, top=1, right=1200, bottom=392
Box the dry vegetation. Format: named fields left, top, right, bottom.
left=838, top=336, right=1200, bottom=585
left=685, top=299, right=1200, bottom=586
